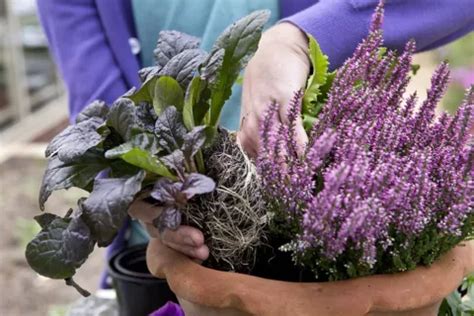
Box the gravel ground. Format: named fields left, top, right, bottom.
left=0, top=157, right=106, bottom=316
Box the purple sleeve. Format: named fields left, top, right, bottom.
left=37, top=0, right=129, bottom=122
left=284, top=0, right=474, bottom=70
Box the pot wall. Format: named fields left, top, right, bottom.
left=147, top=239, right=474, bottom=316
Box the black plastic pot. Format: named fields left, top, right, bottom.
left=108, top=244, right=177, bottom=316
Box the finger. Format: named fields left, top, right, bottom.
left=128, top=200, right=163, bottom=223
left=237, top=125, right=259, bottom=157
left=143, top=222, right=160, bottom=238
left=146, top=238, right=174, bottom=278
left=163, top=241, right=210, bottom=261
left=161, top=225, right=205, bottom=247
left=278, top=93, right=308, bottom=156
left=294, top=118, right=309, bottom=155
left=238, top=98, right=260, bottom=157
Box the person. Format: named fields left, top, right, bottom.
left=37, top=0, right=474, bottom=283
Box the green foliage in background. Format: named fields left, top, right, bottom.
left=439, top=274, right=474, bottom=316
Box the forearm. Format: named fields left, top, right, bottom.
left=284, top=0, right=474, bottom=69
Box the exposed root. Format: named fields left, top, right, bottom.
left=183, top=129, right=268, bottom=272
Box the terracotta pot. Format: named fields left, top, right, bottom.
left=147, top=239, right=474, bottom=316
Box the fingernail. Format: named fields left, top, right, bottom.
left=184, top=236, right=195, bottom=246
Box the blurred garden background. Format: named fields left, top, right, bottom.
left=0, top=0, right=472, bottom=315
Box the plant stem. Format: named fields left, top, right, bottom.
left=65, top=277, right=91, bottom=297
left=196, top=150, right=205, bottom=173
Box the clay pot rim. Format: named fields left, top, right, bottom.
left=147, top=239, right=474, bottom=315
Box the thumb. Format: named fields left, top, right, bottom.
left=294, top=118, right=309, bottom=156
left=279, top=91, right=309, bottom=157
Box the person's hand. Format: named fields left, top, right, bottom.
left=128, top=195, right=209, bottom=261
left=238, top=22, right=310, bottom=157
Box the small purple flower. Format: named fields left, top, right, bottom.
left=149, top=302, right=185, bottom=316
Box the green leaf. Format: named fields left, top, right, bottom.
left=121, top=148, right=175, bottom=179
left=235, top=74, right=244, bottom=85
left=319, top=70, right=336, bottom=101
left=438, top=299, right=454, bottom=316
left=153, top=76, right=184, bottom=115
left=105, top=133, right=160, bottom=159
left=183, top=76, right=208, bottom=130
left=377, top=47, right=387, bottom=59
left=80, top=171, right=145, bottom=246
left=45, top=117, right=105, bottom=163
left=302, top=114, right=318, bottom=132
left=302, top=35, right=329, bottom=115
left=108, top=160, right=141, bottom=178
left=411, top=64, right=420, bottom=75
left=25, top=214, right=95, bottom=279
left=126, top=76, right=159, bottom=104
left=39, top=151, right=108, bottom=210
left=207, top=10, right=270, bottom=127
left=106, top=98, right=138, bottom=141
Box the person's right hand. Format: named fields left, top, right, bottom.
left=128, top=197, right=209, bottom=261
left=238, top=22, right=310, bottom=157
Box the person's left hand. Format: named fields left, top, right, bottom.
left=146, top=237, right=180, bottom=279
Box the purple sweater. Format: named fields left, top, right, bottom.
left=37, top=0, right=474, bottom=122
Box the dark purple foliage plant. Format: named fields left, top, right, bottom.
left=25, top=11, right=270, bottom=295
left=257, top=3, right=473, bottom=281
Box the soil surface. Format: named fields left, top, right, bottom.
left=0, top=157, right=106, bottom=316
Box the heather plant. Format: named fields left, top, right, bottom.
left=257, top=4, right=473, bottom=281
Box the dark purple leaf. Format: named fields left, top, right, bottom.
left=106, top=98, right=138, bottom=141
left=80, top=171, right=145, bottom=246
left=154, top=106, right=187, bottom=152
left=136, top=102, right=158, bottom=133
left=138, top=66, right=160, bottom=83
left=182, top=126, right=207, bottom=161
left=122, top=87, right=137, bottom=98
left=25, top=213, right=95, bottom=279
left=154, top=31, right=201, bottom=68
left=150, top=178, right=183, bottom=205
left=160, top=149, right=185, bottom=176
left=34, top=213, right=61, bottom=229
left=182, top=173, right=216, bottom=199
left=45, top=117, right=105, bottom=163
left=153, top=207, right=182, bottom=231
left=39, top=151, right=108, bottom=210
left=200, top=48, right=224, bottom=84
left=160, top=49, right=207, bottom=88
left=75, top=100, right=109, bottom=124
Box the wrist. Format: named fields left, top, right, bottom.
left=260, top=22, right=309, bottom=59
